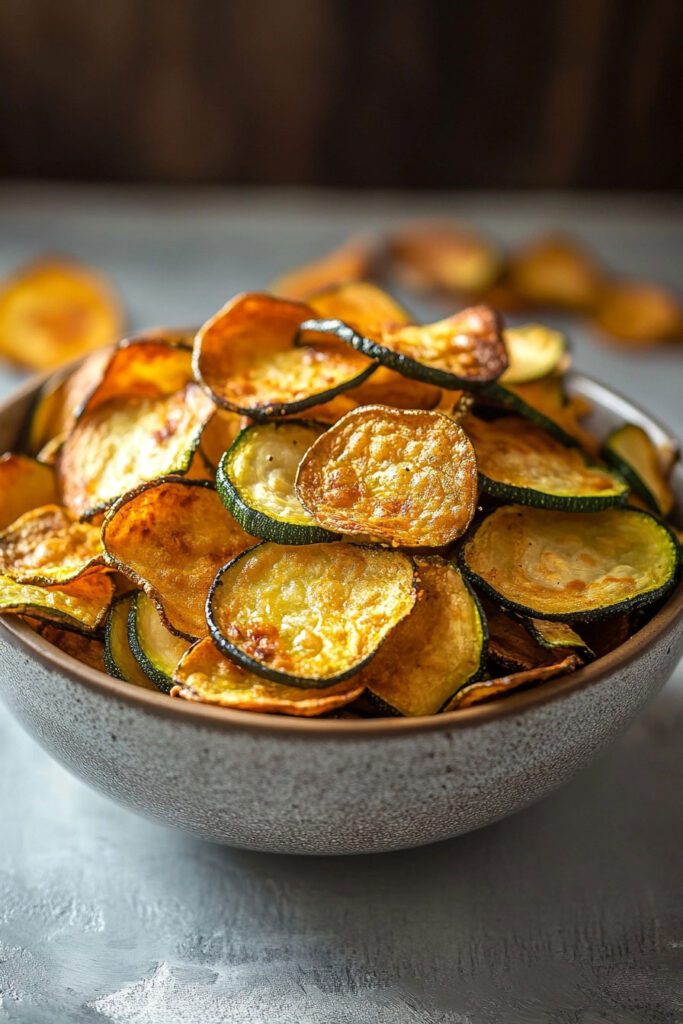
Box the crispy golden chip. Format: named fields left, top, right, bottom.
left=270, top=238, right=375, bottom=301
left=347, top=365, right=441, bottom=410
left=371, top=306, right=507, bottom=388
left=58, top=383, right=216, bottom=518
left=462, top=505, right=680, bottom=620
left=481, top=597, right=554, bottom=672
left=0, top=571, right=114, bottom=632
left=76, top=330, right=194, bottom=418
left=24, top=348, right=114, bottom=455
left=603, top=423, right=675, bottom=517
left=525, top=617, right=594, bottom=659
left=443, top=655, right=580, bottom=711
left=510, top=235, right=603, bottom=311
left=199, top=409, right=245, bottom=467
left=307, top=281, right=412, bottom=340
left=208, top=542, right=417, bottom=686
left=0, top=257, right=123, bottom=370
left=595, top=281, right=683, bottom=344
left=102, top=479, right=256, bottom=640
left=462, top=414, right=628, bottom=509
left=38, top=623, right=106, bottom=672
left=0, top=454, right=57, bottom=530
left=360, top=557, right=485, bottom=716
left=285, top=394, right=358, bottom=424
left=172, top=638, right=364, bottom=716
left=296, top=406, right=477, bottom=547
left=500, top=324, right=569, bottom=384
left=388, top=223, right=503, bottom=296
left=194, top=292, right=376, bottom=416
left=0, top=505, right=103, bottom=584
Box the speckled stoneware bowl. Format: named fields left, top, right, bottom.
left=0, top=372, right=681, bottom=855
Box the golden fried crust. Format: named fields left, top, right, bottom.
left=0, top=572, right=114, bottom=632
left=0, top=454, right=57, bottom=530
left=78, top=335, right=193, bottom=417
left=463, top=506, right=678, bottom=618
left=194, top=292, right=374, bottom=414
left=296, top=406, right=477, bottom=547
left=102, top=481, right=255, bottom=640
left=58, top=384, right=215, bottom=519
left=173, top=638, right=364, bottom=716
left=444, top=655, right=580, bottom=710
left=0, top=504, right=103, bottom=584
left=359, top=557, right=484, bottom=716
left=379, top=305, right=507, bottom=384
left=308, top=282, right=411, bottom=340
left=210, top=542, right=416, bottom=683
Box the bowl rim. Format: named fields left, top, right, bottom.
left=0, top=365, right=681, bottom=738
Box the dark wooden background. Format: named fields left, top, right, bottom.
left=0, top=0, right=681, bottom=189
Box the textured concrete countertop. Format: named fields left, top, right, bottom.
left=0, top=187, right=681, bottom=1023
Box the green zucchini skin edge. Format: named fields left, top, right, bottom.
left=477, top=381, right=579, bottom=447
left=476, top=469, right=630, bottom=511
left=522, top=618, right=595, bottom=660
left=193, top=349, right=378, bottom=419
left=298, top=317, right=503, bottom=391
left=216, top=424, right=340, bottom=545
left=127, top=591, right=174, bottom=693
left=601, top=429, right=663, bottom=514
left=103, top=594, right=133, bottom=680
left=366, top=567, right=489, bottom=716
left=206, top=542, right=419, bottom=689
left=459, top=509, right=681, bottom=623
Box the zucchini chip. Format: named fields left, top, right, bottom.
left=199, top=409, right=244, bottom=468
left=128, top=591, right=189, bottom=692
left=347, top=365, right=441, bottom=411
left=285, top=393, right=358, bottom=424
left=500, top=324, right=568, bottom=384
left=479, top=377, right=579, bottom=448
left=603, top=424, right=675, bottom=517
left=0, top=505, right=103, bottom=585
left=524, top=618, right=594, bottom=660
left=193, top=293, right=376, bottom=416
left=307, top=281, right=412, bottom=340
left=509, top=235, right=602, bottom=311
left=361, top=557, right=486, bottom=717
left=0, top=454, right=57, bottom=530
left=481, top=598, right=554, bottom=672
left=594, top=281, right=682, bottom=344
left=0, top=257, right=123, bottom=371
left=304, top=304, right=507, bottom=390
left=217, top=421, right=337, bottom=544
left=172, top=638, right=364, bottom=716
left=296, top=406, right=477, bottom=547
left=270, top=237, right=375, bottom=301
left=102, top=479, right=255, bottom=640
left=104, top=593, right=156, bottom=688
left=444, top=655, right=580, bottom=711
left=0, top=571, right=114, bottom=633
left=462, top=505, right=680, bottom=621
left=462, top=414, right=628, bottom=510
left=387, top=223, right=503, bottom=296
left=75, top=329, right=193, bottom=419
left=208, top=542, right=417, bottom=686
left=58, top=384, right=215, bottom=519
left=38, top=623, right=106, bottom=673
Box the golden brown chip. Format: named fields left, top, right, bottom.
left=38, top=623, right=106, bottom=672
left=58, top=383, right=216, bottom=518
left=443, top=655, right=580, bottom=710
left=284, top=394, right=358, bottom=424
left=0, top=571, right=114, bottom=632
left=509, top=235, right=603, bottom=311
left=359, top=557, right=485, bottom=716
left=307, top=281, right=412, bottom=340
left=347, top=365, right=441, bottom=410
left=269, top=237, right=375, bottom=301
left=0, top=454, right=57, bottom=530
left=594, top=281, right=682, bottom=344
left=199, top=409, right=245, bottom=467
left=0, top=505, right=103, bottom=584
left=102, top=479, right=256, bottom=639
left=172, top=638, right=364, bottom=716
left=388, top=223, right=502, bottom=296
left=0, top=257, right=123, bottom=370
left=194, top=292, right=376, bottom=416
left=296, top=406, right=477, bottom=547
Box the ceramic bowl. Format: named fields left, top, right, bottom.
left=0, top=371, right=681, bottom=855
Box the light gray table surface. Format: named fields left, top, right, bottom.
left=0, top=187, right=681, bottom=1024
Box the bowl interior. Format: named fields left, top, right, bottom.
left=0, top=368, right=681, bottom=735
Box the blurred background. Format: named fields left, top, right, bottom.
left=0, top=0, right=681, bottom=190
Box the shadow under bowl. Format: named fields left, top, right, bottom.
left=0, top=370, right=681, bottom=854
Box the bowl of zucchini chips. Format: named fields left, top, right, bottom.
left=0, top=280, right=680, bottom=854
